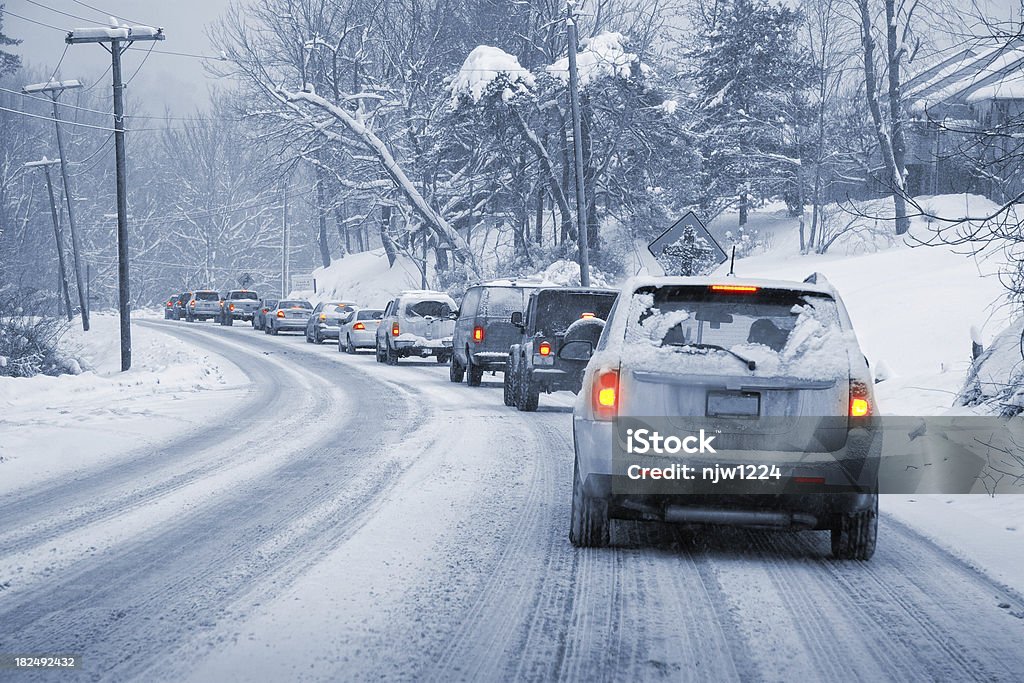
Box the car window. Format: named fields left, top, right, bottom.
left=482, top=287, right=531, bottom=318
left=280, top=300, right=312, bottom=309
left=534, top=292, right=617, bottom=336
left=461, top=287, right=482, bottom=316
left=195, top=291, right=219, bottom=301
left=405, top=299, right=456, bottom=318
left=357, top=309, right=384, bottom=320
left=230, top=291, right=258, bottom=300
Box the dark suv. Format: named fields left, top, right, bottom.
left=451, top=281, right=539, bottom=386
left=172, top=291, right=192, bottom=320
left=504, top=287, right=617, bottom=411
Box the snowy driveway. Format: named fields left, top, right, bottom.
left=1, top=320, right=1022, bottom=681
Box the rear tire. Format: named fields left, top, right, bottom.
left=436, top=352, right=450, bottom=364
left=375, top=341, right=385, bottom=363
left=225, top=316, right=233, bottom=327
left=831, top=495, right=878, bottom=560
left=517, top=365, right=539, bottom=411
left=345, top=336, right=357, bottom=354
left=449, top=355, right=465, bottom=383
left=569, top=458, right=609, bottom=547
left=386, top=342, right=399, bottom=365
left=503, top=356, right=516, bottom=407
left=313, top=328, right=323, bottom=344
left=270, top=324, right=278, bottom=336
left=467, top=357, right=483, bottom=387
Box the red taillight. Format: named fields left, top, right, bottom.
left=229, top=303, right=235, bottom=311
left=472, top=326, right=485, bottom=343
left=392, top=322, right=400, bottom=337
left=538, top=341, right=551, bottom=356
left=190, top=300, right=196, bottom=307
left=219, top=301, right=224, bottom=308
left=262, top=308, right=269, bottom=314
left=592, top=369, right=620, bottom=420
left=276, top=310, right=285, bottom=318
left=353, top=322, right=365, bottom=330
left=710, top=284, right=759, bottom=293
left=850, top=380, right=871, bottom=417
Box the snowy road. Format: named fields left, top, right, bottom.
left=2, top=320, right=1023, bottom=681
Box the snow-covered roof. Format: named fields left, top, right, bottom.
left=906, top=39, right=1024, bottom=114
left=546, top=32, right=650, bottom=87
left=618, top=275, right=838, bottom=297
left=450, top=45, right=534, bottom=105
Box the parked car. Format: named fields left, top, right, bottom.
left=339, top=308, right=384, bottom=354
left=172, top=291, right=191, bottom=320
left=375, top=291, right=457, bottom=364
left=304, top=301, right=357, bottom=344
left=568, top=275, right=879, bottom=560
left=264, top=300, right=312, bottom=335
left=218, top=289, right=260, bottom=326
left=450, top=280, right=540, bottom=386
left=252, top=298, right=279, bottom=331
left=163, top=294, right=178, bottom=319
left=505, top=287, right=617, bottom=410
left=184, top=290, right=220, bottom=322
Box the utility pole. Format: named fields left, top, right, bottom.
left=26, top=158, right=73, bottom=320
left=282, top=182, right=289, bottom=296
left=67, top=21, right=164, bottom=371
left=565, top=1, right=590, bottom=287
left=23, top=79, right=90, bottom=331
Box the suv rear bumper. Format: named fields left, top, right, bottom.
left=469, top=350, right=509, bottom=369
left=393, top=338, right=453, bottom=356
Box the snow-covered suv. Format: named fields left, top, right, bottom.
left=450, top=280, right=539, bottom=386
left=569, top=275, right=879, bottom=560
left=375, top=291, right=457, bottom=364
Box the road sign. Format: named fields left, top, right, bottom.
left=291, top=274, right=314, bottom=293
left=648, top=211, right=727, bottom=265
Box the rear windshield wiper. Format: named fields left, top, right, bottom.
left=665, top=342, right=757, bottom=371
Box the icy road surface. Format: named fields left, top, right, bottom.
left=1, top=320, right=1022, bottom=681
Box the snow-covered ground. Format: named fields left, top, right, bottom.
left=0, top=312, right=249, bottom=496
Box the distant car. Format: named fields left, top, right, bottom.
left=185, top=290, right=220, bottom=322
left=304, top=301, right=357, bottom=344
left=218, top=289, right=260, bottom=326
left=252, top=298, right=279, bottom=331
left=264, top=299, right=312, bottom=335
left=568, top=275, right=879, bottom=560
left=505, top=287, right=617, bottom=410
left=450, top=280, right=539, bottom=386
left=375, top=291, right=457, bottom=364
left=339, top=308, right=384, bottom=354
left=163, top=294, right=178, bottom=319
left=172, top=291, right=191, bottom=320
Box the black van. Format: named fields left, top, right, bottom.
left=450, top=280, right=541, bottom=386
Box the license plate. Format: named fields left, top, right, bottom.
left=706, top=391, right=760, bottom=417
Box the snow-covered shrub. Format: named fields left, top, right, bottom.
left=959, top=319, right=1024, bottom=416
left=722, top=226, right=765, bottom=259
left=0, top=287, right=77, bottom=378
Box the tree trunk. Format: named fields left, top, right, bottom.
left=314, top=163, right=332, bottom=268
left=884, top=0, right=910, bottom=235
left=380, top=205, right=397, bottom=267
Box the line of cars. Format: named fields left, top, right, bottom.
left=161, top=273, right=879, bottom=560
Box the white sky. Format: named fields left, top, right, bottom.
left=5, top=0, right=228, bottom=115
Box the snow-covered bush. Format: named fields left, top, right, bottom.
left=959, top=319, right=1024, bottom=416
left=722, top=226, right=766, bottom=259
left=0, top=288, right=78, bottom=378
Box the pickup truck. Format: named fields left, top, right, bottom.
left=218, top=290, right=260, bottom=326
left=504, top=287, right=617, bottom=411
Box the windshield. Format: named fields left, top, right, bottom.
left=280, top=300, right=312, bottom=309
left=405, top=300, right=456, bottom=318
left=357, top=309, right=384, bottom=320
left=230, top=291, right=258, bottom=300
left=623, top=285, right=847, bottom=379
left=195, top=291, right=219, bottom=301
left=483, top=287, right=532, bottom=317
left=534, top=291, right=617, bottom=336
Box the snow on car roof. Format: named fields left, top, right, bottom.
left=621, top=275, right=837, bottom=298
left=399, top=290, right=456, bottom=299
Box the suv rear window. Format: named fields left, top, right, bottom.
left=195, top=291, right=219, bottom=301
left=482, top=287, right=532, bottom=317
left=229, top=291, right=258, bottom=300
left=534, top=291, right=617, bottom=336
left=405, top=300, right=455, bottom=318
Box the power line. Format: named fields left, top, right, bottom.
left=125, top=42, right=155, bottom=85
left=0, top=104, right=180, bottom=132
left=68, top=0, right=147, bottom=27
left=3, top=8, right=67, bottom=32
left=22, top=0, right=96, bottom=24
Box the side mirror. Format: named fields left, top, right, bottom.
left=448, top=310, right=459, bottom=320
left=510, top=311, right=524, bottom=327
left=558, top=339, right=594, bottom=361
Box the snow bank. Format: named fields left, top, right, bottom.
left=310, top=249, right=425, bottom=308
left=451, top=45, right=535, bottom=105
left=532, top=259, right=613, bottom=288
left=959, top=318, right=1024, bottom=414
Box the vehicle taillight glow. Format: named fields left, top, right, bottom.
left=229, top=303, right=235, bottom=311
left=262, top=308, right=269, bottom=313
left=580, top=312, right=595, bottom=319
left=392, top=322, right=400, bottom=337
left=353, top=322, right=365, bottom=330
left=319, top=313, right=327, bottom=321
left=190, top=300, right=196, bottom=307
left=472, top=326, right=485, bottom=343
left=592, top=369, right=620, bottom=420
left=850, top=380, right=871, bottom=417
left=710, top=284, right=760, bottom=293
left=538, top=341, right=551, bottom=356
left=276, top=310, right=285, bottom=318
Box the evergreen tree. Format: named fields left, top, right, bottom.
left=0, top=5, right=20, bottom=77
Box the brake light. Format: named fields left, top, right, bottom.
left=538, top=341, right=551, bottom=356
left=850, top=380, right=871, bottom=417
left=262, top=308, right=269, bottom=314
left=592, top=369, right=620, bottom=420
left=392, top=322, right=400, bottom=337
left=473, top=326, right=485, bottom=343
left=219, top=301, right=224, bottom=308
left=710, top=284, right=759, bottom=293
left=276, top=310, right=285, bottom=318
left=190, top=300, right=196, bottom=307
left=319, top=313, right=327, bottom=321
left=229, top=303, right=235, bottom=312
left=580, top=312, right=595, bottom=319
left=353, top=322, right=365, bottom=330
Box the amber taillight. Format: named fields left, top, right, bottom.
left=592, top=369, right=620, bottom=421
